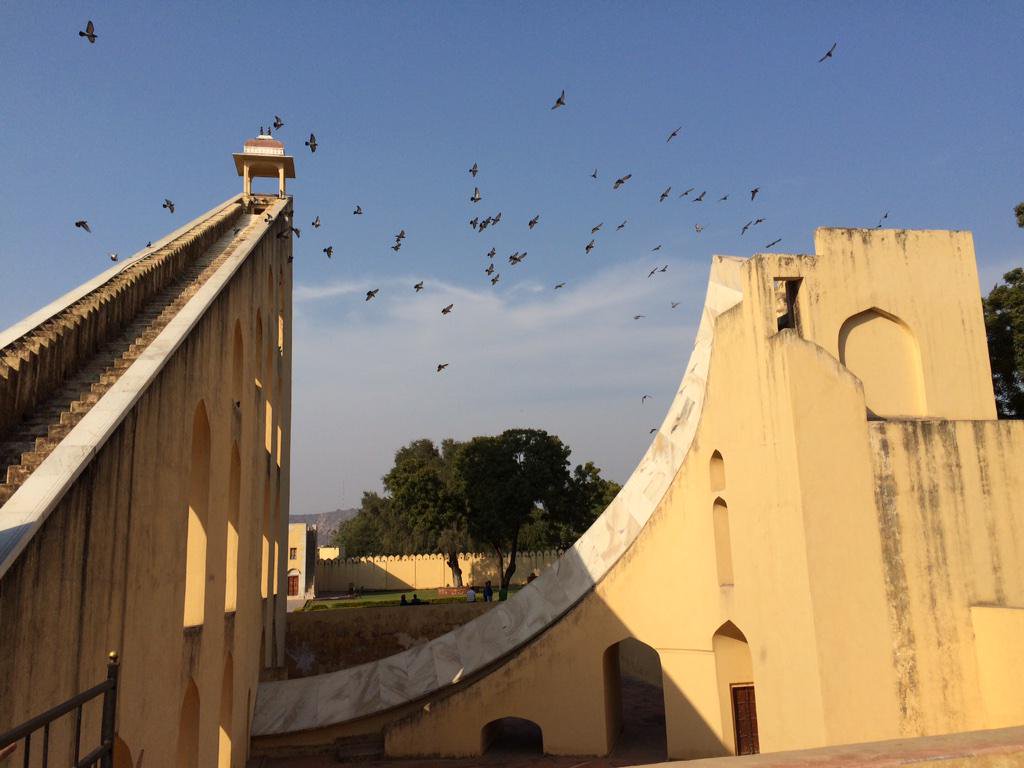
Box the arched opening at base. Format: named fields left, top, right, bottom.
left=603, top=637, right=667, bottom=761
left=713, top=621, right=758, bottom=756
left=480, top=717, right=543, bottom=756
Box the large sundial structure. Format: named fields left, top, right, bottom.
left=0, top=137, right=295, bottom=767
left=1, top=138, right=1022, bottom=766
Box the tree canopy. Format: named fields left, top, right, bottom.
left=984, top=267, right=1024, bottom=418
left=333, top=430, right=621, bottom=591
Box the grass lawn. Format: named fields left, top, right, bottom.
left=305, top=587, right=521, bottom=611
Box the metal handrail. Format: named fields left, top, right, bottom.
left=0, top=652, right=119, bottom=768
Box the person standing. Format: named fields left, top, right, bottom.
left=483, top=580, right=494, bottom=602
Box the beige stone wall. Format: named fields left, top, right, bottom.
left=316, top=550, right=560, bottom=593
left=0, top=199, right=293, bottom=767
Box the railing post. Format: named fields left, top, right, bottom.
left=99, top=651, right=119, bottom=768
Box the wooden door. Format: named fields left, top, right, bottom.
left=731, top=684, right=759, bottom=755
left=287, top=574, right=299, bottom=596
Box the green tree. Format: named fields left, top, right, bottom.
left=519, top=461, right=621, bottom=550
left=983, top=267, right=1024, bottom=418
left=455, top=429, right=575, bottom=592
left=1015, top=202, right=1024, bottom=229
left=383, top=438, right=473, bottom=586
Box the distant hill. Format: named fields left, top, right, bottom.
left=289, top=508, right=359, bottom=543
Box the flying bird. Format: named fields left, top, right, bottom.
left=667, top=126, right=682, bottom=142
left=754, top=217, right=765, bottom=226
left=437, top=363, right=449, bottom=373
left=74, top=220, right=91, bottom=233
left=613, top=174, right=632, bottom=190
left=391, top=242, right=401, bottom=252
left=323, top=246, right=333, bottom=258
left=79, top=20, right=97, bottom=43
left=470, top=187, right=481, bottom=203
left=765, top=238, right=782, bottom=249
left=649, top=428, right=657, bottom=434
left=305, top=133, right=317, bottom=152
left=469, top=217, right=479, bottom=230
left=233, top=228, right=241, bottom=235
left=312, top=216, right=320, bottom=228
left=108, top=252, right=118, bottom=262
left=491, top=274, right=500, bottom=285
left=591, top=223, right=603, bottom=234
left=485, top=263, right=495, bottom=275
left=290, top=226, right=300, bottom=238
left=414, top=281, right=424, bottom=292
left=487, top=247, right=496, bottom=258
left=264, top=213, right=272, bottom=223
left=554, top=282, right=566, bottom=290
left=695, top=224, right=703, bottom=233
left=273, top=115, right=284, bottom=130
left=633, top=315, right=645, bottom=320
left=395, top=229, right=406, bottom=241
left=660, top=187, right=672, bottom=202
left=551, top=89, right=566, bottom=109
left=660, top=264, right=668, bottom=273
left=353, top=205, right=363, bottom=215
left=162, top=199, right=175, bottom=213
left=671, top=302, right=680, bottom=309
left=750, top=187, right=760, bottom=201
left=648, top=267, right=658, bottom=278
left=679, top=187, right=695, bottom=198
left=441, top=304, right=454, bottom=315
left=365, top=289, right=379, bottom=301
left=585, top=239, right=595, bottom=254
left=591, top=169, right=598, bottom=180
left=469, top=162, right=479, bottom=177
left=741, top=221, right=753, bottom=235
left=693, top=191, right=706, bottom=202
left=651, top=244, right=662, bottom=252
left=875, top=211, right=890, bottom=228
left=719, top=194, right=729, bottom=202
left=616, top=220, right=627, bottom=230
left=492, top=212, right=502, bottom=224
left=642, top=395, right=651, bottom=403
left=818, top=42, right=837, bottom=63
left=528, top=215, right=540, bottom=229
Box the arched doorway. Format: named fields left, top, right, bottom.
left=713, top=621, right=757, bottom=755
left=603, top=637, right=667, bottom=761
left=838, top=308, right=926, bottom=417
left=480, top=717, right=543, bottom=756
left=183, top=402, right=210, bottom=627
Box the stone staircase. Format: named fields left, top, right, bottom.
left=0, top=211, right=266, bottom=508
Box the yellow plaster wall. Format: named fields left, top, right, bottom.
left=0, top=212, right=293, bottom=767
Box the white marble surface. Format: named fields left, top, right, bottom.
left=252, top=255, right=745, bottom=737
left=0, top=197, right=289, bottom=578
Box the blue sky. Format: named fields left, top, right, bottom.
left=1, top=3, right=1021, bottom=514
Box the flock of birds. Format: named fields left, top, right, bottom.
left=69, top=20, right=886, bottom=418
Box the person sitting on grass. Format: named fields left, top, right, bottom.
left=400, top=594, right=408, bottom=606
left=466, top=586, right=477, bottom=602
left=410, top=593, right=424, bottom=605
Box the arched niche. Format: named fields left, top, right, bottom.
left=710, top=451, right=725, bottom=492
left=183, top=402, right=210, bottom=627
left=218, top=654, right=234, bottom=767
left=231, top=319, right=244, bottom=405
left=176, top=678, right=200, bottom=768
left=225, top=443, right=241, bottom=611
left=838, top=308, right=926, bottom=417
left=713, top=498, right=733, bottom=587
left=713, top=622, right=757, bottom=756
left=260, top=476, right=271, bottom=599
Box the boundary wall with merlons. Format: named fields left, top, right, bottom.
left=315, top=551, right=560, bottom=593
